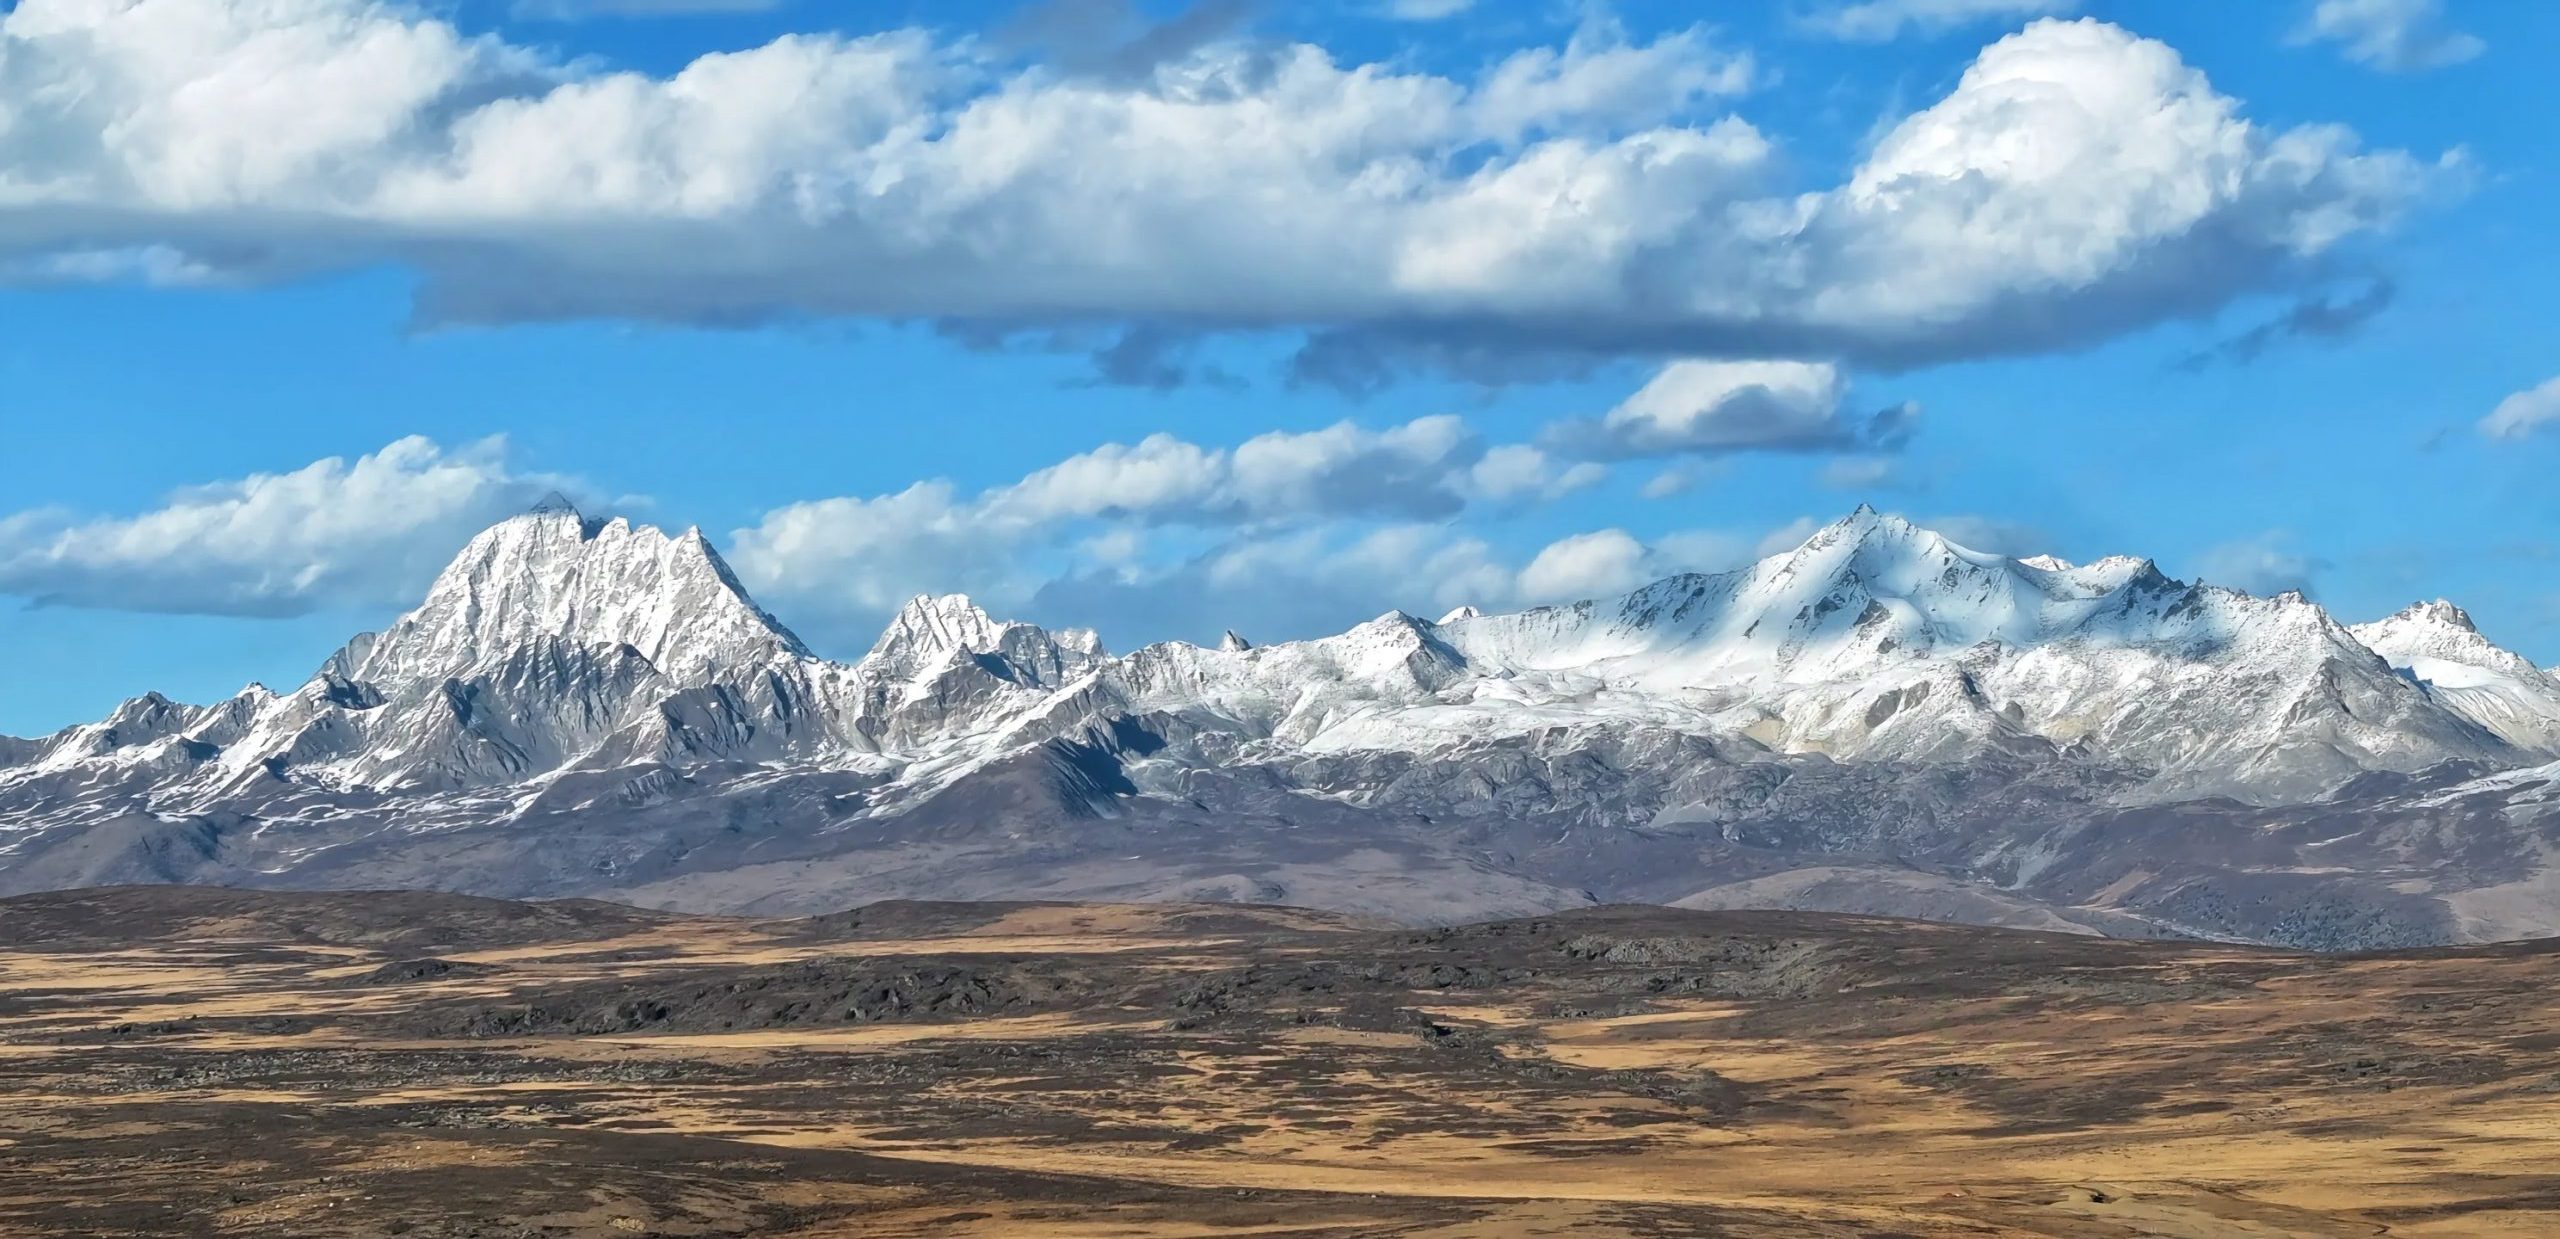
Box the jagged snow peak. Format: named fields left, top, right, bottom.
left=2352, top=601, right=2560, bottom=755
left=1, top=506, right=2548, bottom=815
left=358, top=506, right=809, bottom=689
left=1246, top=508, right=2499, bottom=799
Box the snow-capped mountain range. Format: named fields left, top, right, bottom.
left=6, top=503, right=2559, bottom=949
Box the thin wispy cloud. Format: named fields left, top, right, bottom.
left=1801, top=0, right=2074, bottom=43
left=2292, top=0, right=2484, bottom=72
left=1383, top=0, right=1476, bottom=19
left=511, top=0, right=787, bottom=19
left=2177, top=280, right=2397, bottom=371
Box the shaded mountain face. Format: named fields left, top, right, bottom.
left=5, top=504, right=2560, bottom=949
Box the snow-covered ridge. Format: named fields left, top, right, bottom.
left=3, top=504, right=2552, bottom=816
left=356, top=504, right=809, bottom=689
left=2352, top=601, right=2560, bottom=754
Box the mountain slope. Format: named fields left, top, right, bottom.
left=1110, top=509, right=2510, bottom=802
left=3, top=504, right=2556, bottom=948
left=2350, top=601, right=2560, bottom=755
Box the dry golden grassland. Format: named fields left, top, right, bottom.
left=2, top=888, right=2556, bottom=1236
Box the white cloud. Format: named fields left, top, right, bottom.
left=1549, top=360, right=1914, bottom=459
left=1027, top=522, right=1508, bottom=643
left=2194, top=531, right=2326, bottom=597
left=1517, top=529, right=1651, bottom=601
left=2481, top=376, right=2560, bottom=442
left=870, top=501, right=2088, bottom=639
left=2292, top=0, right=2484, bottom=73
left=0, top=415, right=1621, bottom=637
left=725, top=417, right=1600, bottom=633
left=2, top=244, right=218, bottom=286
left=1512, top=521, right=1811, bottom=605
left=0, top=437, right=582, bottom=616
left=0, top=6, right=2447, bottom=381
left=1029, top=517, right=1801, bottom=643
left=1470, top=445, right=1606, bottom=503
left=1822, top=20, right=2449, bottom=337
left=1804, top=0, right=2075, bottom=43
left=723, top=410, right=1844, bottom=644
left=1469, top=22, right=1755, bottom=142
left=0, top=416, right=1837, bottom=650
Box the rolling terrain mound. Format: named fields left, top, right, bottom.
left=3, top=888, right=2558, bottom=1236
left=0, top=885, right=683, bottom=952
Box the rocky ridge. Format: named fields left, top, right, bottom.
left=5, top=503, right=2558, bottom=949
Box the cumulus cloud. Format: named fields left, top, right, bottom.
left=2481, top=376, right=2560, bottom=442
left=1547, top=360, right=1914, bottom=459
left=1804, top=0, right=2074, bottom=43
left=0, top=416, right=1845, bottom=650
left=1470, top=446, right=1607, bottom=503
left=0, top=415, right=1629, bottom=641
left=936, top=505, right=2082, bottom=645
left=1030, top=524, right=1516, bottom=642
left=1029, top=517, right=1794, bottom=643
left=2194, top=531, right=2328, bottom=597
left=1517, top=529, right=1652, bottom=600
left=0, top=5, right=2449, bottom=383
left=2291, top=0, right=2483, bottom=72
left=724, top=417, right=1598, bottom=632
left=0, top=437, right=582, bottom=616
left=1517, top=523, right=1780, bottom=601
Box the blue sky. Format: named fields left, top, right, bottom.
left=1, top=0, right=2555, bottom=737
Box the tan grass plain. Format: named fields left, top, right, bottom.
left=2, top=897, right=2556, bottom=1236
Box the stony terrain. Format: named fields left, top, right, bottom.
left=5, top=885, right=2559, bottom=1237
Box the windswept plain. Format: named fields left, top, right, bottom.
left=3, top=887, right=2558, bottom=1237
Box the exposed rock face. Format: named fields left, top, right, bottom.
left=6, top=504, right=2559, bottom=949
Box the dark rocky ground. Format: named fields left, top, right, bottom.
left=4, top=887, right=2557, bottom=1237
